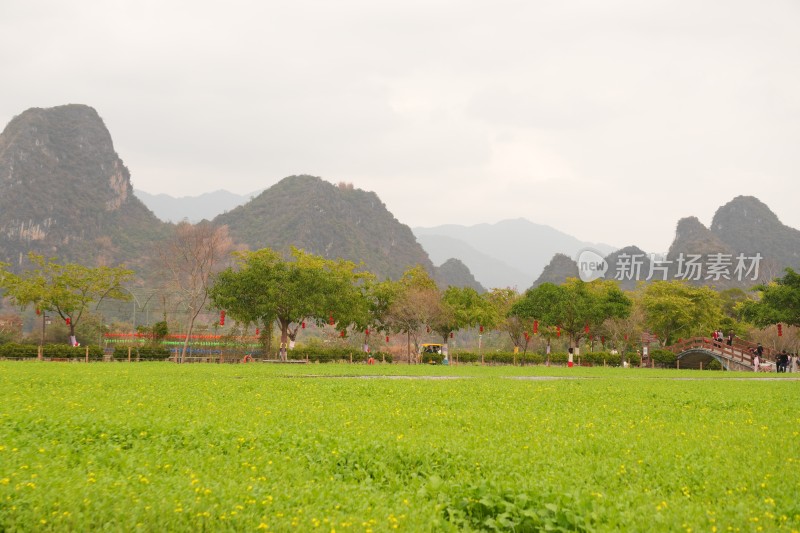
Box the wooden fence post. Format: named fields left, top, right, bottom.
left=128, top=346, right=132, bottom=363
left=85, top=346, right=89, bottom=363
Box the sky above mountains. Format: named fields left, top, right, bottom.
left=2, top=1, right=799, bottom=253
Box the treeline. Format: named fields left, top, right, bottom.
left=1, top=228, right=799, bottom=363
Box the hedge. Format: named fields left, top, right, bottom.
left=111, top=346, right=172, bottom=361
left=0, top=343, right=104, bottom=360
left=288, top=347, right=392, bottom=364
left=650, top=349, right=677, bottom=368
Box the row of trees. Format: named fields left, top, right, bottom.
left=1, top=221, right=799, bottom=361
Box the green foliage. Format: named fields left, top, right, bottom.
left=286, top=347, right=392, bottom=363
left=641, top=281, right=724, bottom=345
left=0, top=253, right=133, bottom=343
left=742, top=267, right=800, bottom=327
left=0, top=343, right=103, bottom=360
left=111, top=346, right=171, bottom=361
left=210, top=247, right=369, bottom=353
left=430, top=286, right=494, bottom=343
left=1, top=363, right=799, bottom=531
left=650, top=348, right=677, bottom=367
left=512, top=279, right=632, bottom=346
left=437, top=480, right=593, bottom=532
left=151, top=321, right=169, bottom=340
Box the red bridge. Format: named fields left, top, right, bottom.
left=665, top=337, right=775, bottom=371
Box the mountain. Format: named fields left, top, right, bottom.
left=604, top=245, right=653, bottom=290
left=415, top=234, right=530, bottom=290
left=433, top=258, right=485, bottom=293
left=531, top=253, right=579, bottom=287
left=414, top=219, right=616, bottom=290
left=134, top=189, right=261, bottom=223
left=214, top=175, right=435, bottom=280
left=0, top=104, right=168, bottom=270
left=710, top=195, right=800, bottom=277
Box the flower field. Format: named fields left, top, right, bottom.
left=1, top=362, right=798, bottom=532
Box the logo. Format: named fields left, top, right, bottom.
left=577, top=248, right=608, bottom=282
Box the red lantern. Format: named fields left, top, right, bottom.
left=533, top=320, right=539, bottom=334
left=36, top=308, right=41, bottom=315
left=365, top=328, right=370, bottom=335
left=329, top=313, right=334, bottom=326
left=450, top=332, right=454, bottom=339
left=340, top=330, right=345, bottom=338
left=624, top=333, right=629, bottom=341
left=65, top=317, right=71, bottom=326
left=301, top=321, right=306, bottom=329
left=256, top=328, right=260, bottom=336
left=479, top=325, right=484, bottom=333
left=777, top=323, right=783, bottom=336
left=219, top=310, right=225, bottom=326
left=385, top=335, right=390, bottom=343
left=601, top=336, right=605, bottom=344
left=524, top=332, right=530, bottom=341
left=426, top=326, right=430, bottom=333
left=584, top=323, right=589, bottom=334
left=556, top=326, right=561, bottom=337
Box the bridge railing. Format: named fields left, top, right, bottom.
left=665, top=336, right=767, bottom=367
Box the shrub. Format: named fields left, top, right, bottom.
left=288, top=346, right=392, bottom=363
left=112, top=345, right=171, bottom=361
left=0, top=343, right=104, bottom=360
left=650, top=349, right=676, bottom=368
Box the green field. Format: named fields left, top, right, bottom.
left=1, top=362, right=798, bottom=532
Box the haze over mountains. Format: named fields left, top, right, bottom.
left=413, top=220, right=616, bottom=290
left=2, top=104, right=799, bottom=293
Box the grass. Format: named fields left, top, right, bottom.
left=1, top=361, right=798, bottom=531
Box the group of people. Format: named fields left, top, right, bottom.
left=750, top=342, right=798, bottom=372
left=711, top=329, right=734, bottom=346
left=774, top=351, right=797, bottom=373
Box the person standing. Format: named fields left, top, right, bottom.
left=753, top=343, right=763, bottom=372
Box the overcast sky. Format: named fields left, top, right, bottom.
left=2, top=0, right=799, bottom=252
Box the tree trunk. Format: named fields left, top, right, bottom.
left=279, top=318, right=290, bottom=361
left=180, top=314, right=198, bottom=364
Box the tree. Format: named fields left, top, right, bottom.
left=742, top=268, right=800, bottom=327
left=155, top=222, right=234, bottom=363
left=0, top=253, right=133, bottom=345
left=384, top=266, right=440, bottom=362
left=485, top=288, right=529, bottom=352
left=209, top=247, right=366, bottom=360
left=640, top=281, right=723, bottom=345
left=429, top=286, right=495, bottom=352
left=601, top=296, right=646, bottom=361
left=512, top=279, right=631, bottom=350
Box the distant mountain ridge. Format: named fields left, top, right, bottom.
left=2, top=105, right=796, bottom=295
left=135, top=189, right=262, bottom=223
left=0, top=105, right=482, bottom=289
left=530, top=196, right=800, bottom=289
left=413, top=219, right=616, bottom=290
